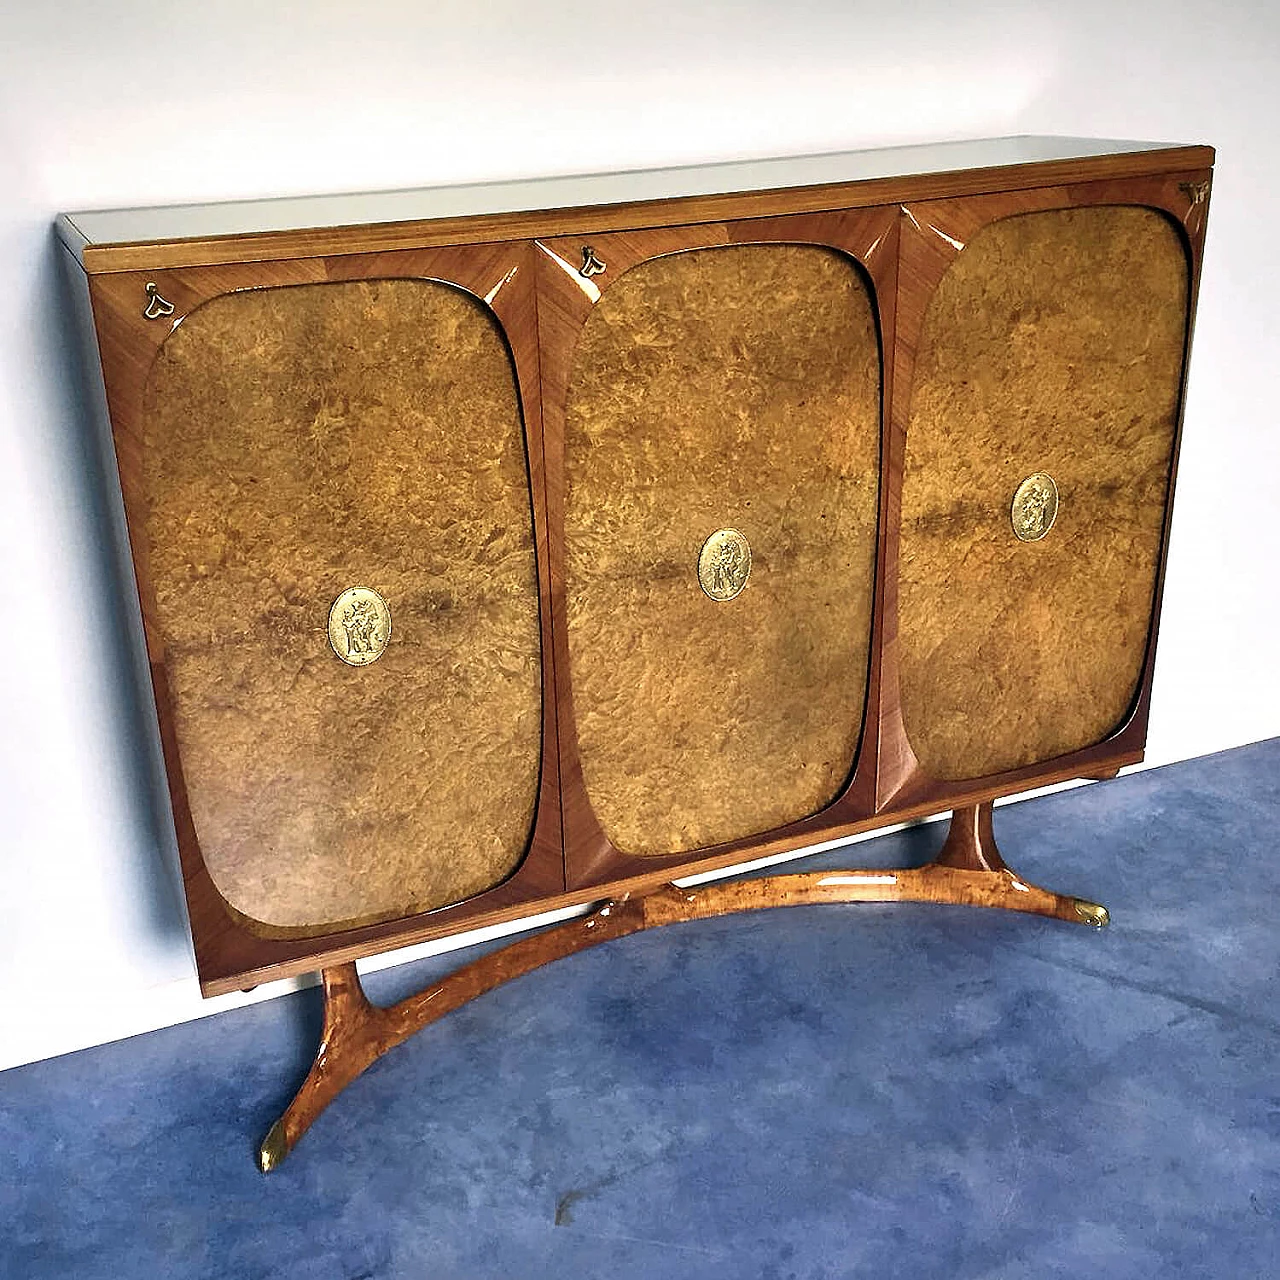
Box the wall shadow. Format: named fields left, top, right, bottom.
left=44, top=228, right=191, bottom=954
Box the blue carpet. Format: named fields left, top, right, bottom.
left=3, top=739, right=1279, bottom=1278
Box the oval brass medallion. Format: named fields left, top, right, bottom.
left=328, top=587, right=392, bottom=666
left=698, top=528, right=752, bottom=601
left=1011, top=472, right=1059, bottom=542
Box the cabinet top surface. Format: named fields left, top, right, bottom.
left=58, top=135, right=1212, bottom=270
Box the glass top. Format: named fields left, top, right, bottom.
left=57, top=136, right=1199, bottom=256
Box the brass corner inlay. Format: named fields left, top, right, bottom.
left=580, top=246, right=606, bottom=278
left=328, top=587, right=391, bottom=666
left=1011, top=472, right=1059, bottom=542
left=143, top=282, right=175, bottom=320
left=698, top=528, right=752, bottom=601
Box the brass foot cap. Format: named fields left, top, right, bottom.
left=1073, top=899, right=1110, bottom=928
left=257, top=1120, right=288, bottom=1173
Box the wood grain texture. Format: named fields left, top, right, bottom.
left=897, top=206, right=1189, bottom=781
left=872, top=171, right=1210, bottom=810
left=85, top=245, right=567, bottom=983
left=77, top=145, right=1214, bottom=275
left=66, top=151, right=1213, bottom=996
left=562, top=243, right=880, bottom=854
left=536, top=209, right=898, bottom=892
left=193, top=739, right=1139, bottom=995
left=139, top=278, right=543, bottom=931
left=258, top=799, right=1102, bottom=1170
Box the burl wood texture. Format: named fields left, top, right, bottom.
left=898, top=207, right=1189, bottom=780
left=259, top=802, right=1103, bottom=1169
left=139, top=278, right=543, bottom=932
left=563, top=244, right=880, bottom=855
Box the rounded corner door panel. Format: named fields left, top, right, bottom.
left=897, top=205, right=1190, bottom=782
left=562, top=242, right=881, bottom=856
left=139, top=276, right=543, bottom=934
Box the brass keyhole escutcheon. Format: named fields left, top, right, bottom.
left=142, top=281, right=175, bottom=320
left=328, top=587, right=392, bottom=666
left=1011, top=472, right=1059, bottom=542
left=698, top=528, right=752, bottom=601
left=1179, top=179, right=1210, bottom=208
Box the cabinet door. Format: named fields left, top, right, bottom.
left=88, top=246, right=562, bottom=990
left=537, top=212, right=894, bottom=887
left=887, top=180, right=1201, bottom=798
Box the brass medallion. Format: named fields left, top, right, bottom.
left=328, top=587, right=392, bottom=666
left=1010, top=472, right=1059, bottom=542
left=698, top=528, right=752, bottom=601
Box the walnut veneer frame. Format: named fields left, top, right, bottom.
left=59, top=137, right=1213, bottom=1168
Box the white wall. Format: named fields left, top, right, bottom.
left=2, top=0, right=1277, bottom=1072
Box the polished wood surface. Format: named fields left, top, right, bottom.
left=64, top=148, right=1212, bottom=1003
left=258, top=801, right=1105, bottom=1170
left=539, top=207, right=897, bottom=893
left=559, top=241, right=879, bottom=856
left=140, top=277, right=544, bottom=933
left=86, top=243, right=566, bottom=988
left=872, top=168, right=1213, bottom=812
left=190, top=744, right=1141, bottom=996
left=60, top=139, right=1205, bottom=264
left=72, top=143, right=1213, bottom=275
left=897, top=204, right=1189, bottom=780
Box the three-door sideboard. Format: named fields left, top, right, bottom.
left=58, top=135, right=1213, bottom=1169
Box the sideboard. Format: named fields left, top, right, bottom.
left=58, top=135, right=1213, bottom=1169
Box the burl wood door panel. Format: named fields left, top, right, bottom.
left=138, top=277, right=543, bottom=933
left=896, top=204, right=1190, bottom=782
left=557, top=241, right=882, bottom=856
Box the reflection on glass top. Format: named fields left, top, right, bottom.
left=59, top=136, right=1196, bottom=254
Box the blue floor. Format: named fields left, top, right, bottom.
left=4, top=739, right=1279, bottom=1278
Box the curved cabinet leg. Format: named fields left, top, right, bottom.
left=258, top=902, right=652, bottom=1172
left=259, top=801, right=1107, bottom=1170
left=645, top=801, right=1109, bottom=930
left=927, top=800, right=1110, bottom=925
left=258, top=963, right=381, bottom=1172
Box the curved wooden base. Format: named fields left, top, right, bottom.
left=258, top=802, right=1107, bottom=1171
